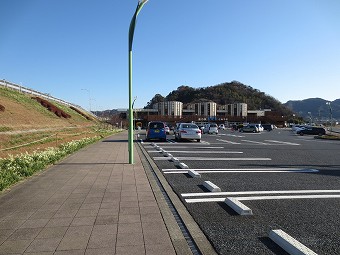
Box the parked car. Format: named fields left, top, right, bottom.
left=146, top=121, right=167, bottom=141
left=296, top=126, right=326, bottom=136
left=203, top=123, right=219, bottom=134
left=241, top=124, right=259, bottom=133
left=175, top=123, right=201, bottom=142
left=219, top=124, right=226, bottom=130
left=255, top=124, right=264, bottom=132
left=262, top=124, right=274, bottom=131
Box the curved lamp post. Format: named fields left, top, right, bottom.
left=326, top=102, right=333, bottom=132
left=128, top=0, right=148, bottom=164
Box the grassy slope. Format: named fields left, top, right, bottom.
left=0, top=87, right=95, bottom=130
left=0, top=87, right=104, bottom=158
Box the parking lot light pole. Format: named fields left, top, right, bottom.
left=326, top=102, right=333, bottom=132
left=128, top=0, right=148, bottom=164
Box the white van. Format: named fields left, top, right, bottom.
left=203, top=123, right=219, bottom=134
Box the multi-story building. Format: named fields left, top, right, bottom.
left=153, top=101, right=183, bottom=117
left=185, top=101, right=217, bottom=118
left=217, top=103, right=247, bottom=117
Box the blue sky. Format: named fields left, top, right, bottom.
left=1, top=0, right=339, bottom=111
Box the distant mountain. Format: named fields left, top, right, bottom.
left=145, top=81, right=293, bottom=116
left=284, top=98, right=340, bottom=120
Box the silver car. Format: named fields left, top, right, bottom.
left=175, top=123, right=201, bottom=142
left=203, top=123, right=219, bottom=134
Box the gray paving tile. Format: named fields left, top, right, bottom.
left=117, top=222, right=142, bottom=234
left=116, top=231, right=144, bottom=247
left=0, top=219, right=25, bottom=230
left=75, top=209, right=98, bottom=218
left=0, top=239, right=32, bottom=254
left=145, top=243, right=176, bottom=255
left=25, top=238, right=62, bottom=253
left=141, top=212, right=163, bottom=223
left=85, top=248, right=115, bottom=255
left=115, top=245, right=146, bottom=255
left=53, top=210, right=78, bottom=218
left=142, top=222, right=171, bottom=245
left=24, top=251, right=54, bottom=255
left=57, top=226, right=92, bottom=251
left=36, top=227, right=67, bottom=239
left=95, top=215, right=118, bottom=225
left=29, top=210, right=57, bottom=220
left=19, top=219, right=49, bottom=229
left=7, top=228, right=42, bottom=240
left=98, top=208, right=119, bottom=216
left=46, top=218, right=73, bottom=227
left=0, top=228, right=15, bottom=242
left=118, top=214, right=141, bottom=224
left=79, top=203, right=101, bottom=210
left=87, top=229, right=116, bottom=249
left=54, top=250, right=85, bottom=255
left=71, top=217, right=96, bottom=226
left=100, top=202, right=119, bottom=209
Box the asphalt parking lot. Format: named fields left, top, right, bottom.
left=140, top=128, right=340, bottom=255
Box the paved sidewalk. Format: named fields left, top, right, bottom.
left=0, top=132, right=176, bottom=255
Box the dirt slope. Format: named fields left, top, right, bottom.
left=0, top=87, right=100, bottom=158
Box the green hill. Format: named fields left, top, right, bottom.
left=145, top=81, right=293, bottom=116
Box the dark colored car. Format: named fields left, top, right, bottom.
left=262, top=124, right=274, bottom=131
left=146, top=121, right=167, bottom=141
left=296, top=126, right=326, bottom=136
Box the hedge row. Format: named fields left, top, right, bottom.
left=0, top=136, right=99, bottom=191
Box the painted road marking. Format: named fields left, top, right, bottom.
left=216, top=139, right=241, bottom=144
left=147, top=150, right=243, bottom=154
left=218, top=134, right=245, bottom=138
left=241, top=140, right=271, bottom=145
left=265, top=140, right=300, bottom=145
left=153, top=157, right=271, bottom=161
left=185, top=193, right=340, bottom=203
left=162, top=168, right=317, bottom=174
left=182, top=188, right=336, bottom=198
left=144, top=146, right=224, bottom=149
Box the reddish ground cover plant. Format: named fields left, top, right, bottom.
left=32, top=97, right=71, bottom=118
left=0, top=105, right=5, bottom=112
left=70, top=106, right=92, bottom=120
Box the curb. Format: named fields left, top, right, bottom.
left=137, top=142, right=217, bottom=255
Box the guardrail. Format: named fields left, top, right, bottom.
left=0, top=79, right=97, bottom=118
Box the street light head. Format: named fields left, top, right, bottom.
left=139, top=0, right=149, bottom=4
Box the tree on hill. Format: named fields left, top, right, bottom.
left=145, top=94, right=165, bottom=109
left=145, top=81, right=293, bottom=116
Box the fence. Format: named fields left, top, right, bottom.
left=0, top=79, right=97, bottom=118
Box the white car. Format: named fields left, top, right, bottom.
left=203, top=123, right=219, bottom=134
left=255, top=124, right=264, bottom=132
left=219, top=124, right=225, bottom=130
left=175, top=123, right=201, bottom=142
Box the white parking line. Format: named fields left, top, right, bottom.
left=241, top=140, right=271, bottom=145
left=265, top=140, right=300, bottom=145
left=153, top=157, right=271, bottom=161
left=218, top=134, right=245, bottom=138
left=148, top=150, right=243, bottom=154
left=182, top=188, right=335, bottom=198
left=185, top=194, right=340, bottom=203
left=145, top=146, right=224, bottom=149
left=163, top=169, right=318, bottom=174
left=216, top=139, right=241, bottom=144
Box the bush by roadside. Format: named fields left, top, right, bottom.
left=0, top=136, right=101, bottom=191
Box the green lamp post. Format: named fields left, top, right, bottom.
left=128, top=0, right=148, bottom=164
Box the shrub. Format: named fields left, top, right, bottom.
left=0, top=136, right=99, bottom=191
left=0, top=105, right=5, bottom=112
left=32, top=97, right=71, bottom=118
